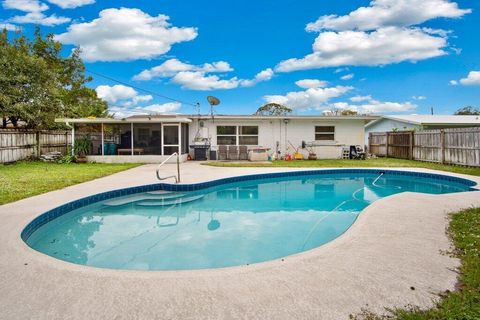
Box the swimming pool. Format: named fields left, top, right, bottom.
left=23, top=169, right=476, bottom=271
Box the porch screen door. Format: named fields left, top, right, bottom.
left=162, top=124, right=180, bottom=155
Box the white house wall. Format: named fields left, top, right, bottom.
left=189, top=118, right=366, bottom=159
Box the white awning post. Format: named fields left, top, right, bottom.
left=101, top=123, right=104, bottom=156
left=131, top=122, right=134, bottom=156
left=71, top=123, right=75, bottom=156
left=178, top=123, right=182, bottom=155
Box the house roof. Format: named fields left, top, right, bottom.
left=191, top=114, right=379, bottom=121
left=56, top=114, right=379, bottom=124
left=365, top=115, right=480, bottom=128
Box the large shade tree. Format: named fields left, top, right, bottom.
left=0, top=27, right=107, bottom=129
left=454, top=106, right=480, bottom=115
left=254, top=103, right=292, bottom=116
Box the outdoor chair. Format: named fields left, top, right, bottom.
left=349, top=145, right=366, bottom=160
left=239, top=145, right=248, bottom=160
left=228, top=145, right=239, bottom=160
left=218, top=145, right=227, bottom=160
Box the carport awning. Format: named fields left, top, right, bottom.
left=55, top=117, right=192, bottom=124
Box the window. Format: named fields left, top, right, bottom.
left=216, top=125, right=259, bottom=145
left=239, top=126, right=258, bottom=145
left=315, top=126, right=335, bottom=141
left=217, top=126, right=237, bottom=145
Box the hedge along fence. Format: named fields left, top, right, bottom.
left=368, top=127, right=480, bottom=167
left=0, top=129, right=71, bottom=163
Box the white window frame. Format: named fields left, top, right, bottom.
left=162, top=123, right=180, bottom=155
left=238, top=126, right=259, bottom=146
left=314, top=126, right=336, bottom=142
left=216, top=125, right=259, bottom=146
left=216, top=125, right=237, bottom=145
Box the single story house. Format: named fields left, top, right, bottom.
left=56, top=114, right=377, bottom=163
left=365, top=115, right=480, bottom=145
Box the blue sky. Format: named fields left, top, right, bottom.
left=1, top=0, right=479, bottom=117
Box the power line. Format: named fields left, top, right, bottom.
left=85, top=69, right=198, bottom=107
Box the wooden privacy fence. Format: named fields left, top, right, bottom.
left=0, top=129, right=71, bottom=163
left=368, top=127, right=480, bottom=167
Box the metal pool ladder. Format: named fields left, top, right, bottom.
left=156, top=152, right=181, bottom=183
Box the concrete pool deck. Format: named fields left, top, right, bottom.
left=1, top=163, right=479, bottom=320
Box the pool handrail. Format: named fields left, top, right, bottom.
left=156, top=152, right=180, bottom=183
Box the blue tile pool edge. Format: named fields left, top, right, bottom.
left=21, top=169, right=478, bottom=242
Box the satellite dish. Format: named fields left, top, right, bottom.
left=207, top=96, right=220, bottom=106
left=207, top=96, right=220, bottom=121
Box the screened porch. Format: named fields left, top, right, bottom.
left=56, top=117, right=191, bottom=163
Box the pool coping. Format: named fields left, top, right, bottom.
left=17, top=167, right=479, bottom=277
left=2, top=164, right=480, bottom=319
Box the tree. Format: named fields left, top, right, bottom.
left=340, top=109, right=358, bottom=116
left=323, top=108, right=358, bottom=116
left=454, top=106, right=480, bottom=115
left=0, top=27, right=108, bottom=129
left=255, top=103, right=292, bottom=116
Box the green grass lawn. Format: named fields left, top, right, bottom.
left=355, top=207, right=480, bottom=320
left=203, top=158, right=480, bottom=177
left=0, top=161, right=140, bottom=205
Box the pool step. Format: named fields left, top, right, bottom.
left=135, top=195, right=205, bottom=207
left=146, top=190, right=175, bottom=195
left=103, top=192, right=186, bottom=206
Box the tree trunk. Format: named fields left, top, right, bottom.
left=10, top=116, right=18, bottom=127
left=2, top=117, right=6, bottom=129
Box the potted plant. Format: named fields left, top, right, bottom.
left=74, top=136, right=92, bottom=163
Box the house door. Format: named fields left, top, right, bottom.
left=162, top=124, right=180, bottom=155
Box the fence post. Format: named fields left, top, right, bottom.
left=36, top=131, right=41, bottom=158
left=440, top=129, right=445, bottom=164
left=385, top=132, right=389, bottom=157
left=368, top=132, right=371, bottom=154
left=65, top=131, right=69, bottom=153
left=409, top=131, right=414, bottom=160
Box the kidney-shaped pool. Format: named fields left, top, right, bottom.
left=22, top=169, right=476, bottom=271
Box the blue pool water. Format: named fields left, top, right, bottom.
left=25, top=171, right=476, bottom=271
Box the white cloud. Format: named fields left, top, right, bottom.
left=96, top=84, right=178, bottom=118
left=133, top=58, right=233, bottom=81
left=240, top=68, right=274, bottom=87
left=11, top=12, right=70, bottom=26
left=2, top=0, right=48, bottom=12
left=134, top=58, right=273, bottom=91
left=451, top=71, right=480, bottom=86
left=171, top=71, right=240, bottom=91
left=263, top=82, right=353, bottom=110
left=334, top=67, right=349, bottom=73
left=332, top=96, right=416, bottom=114
left=306, top=0, right=470, bottom=32
left=1, top=23, right=20, bottom=31
left=340, top=73, right=354, bottom=80
left=55, top=8, right=198, bottom=62
left=95, top=85, right=152, bottom=106
left=143, top=103, right=181, bottom=114
left=350, top=95, right=372, bottom=102
left=172, top=67, right=273, bottom=91
left=277, top=0, right=468, bottom=73
left=109, top=102, right=181, bottom=118
left=295, top=79, right=328, bottom=89
left=276, top=27, right=448, bottom=72
left=412, top=95, right=427, bottom=100
left=46, top=0, right=95, bottom=9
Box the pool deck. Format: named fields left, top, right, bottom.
left=1, top=163, right=480, bottom=320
